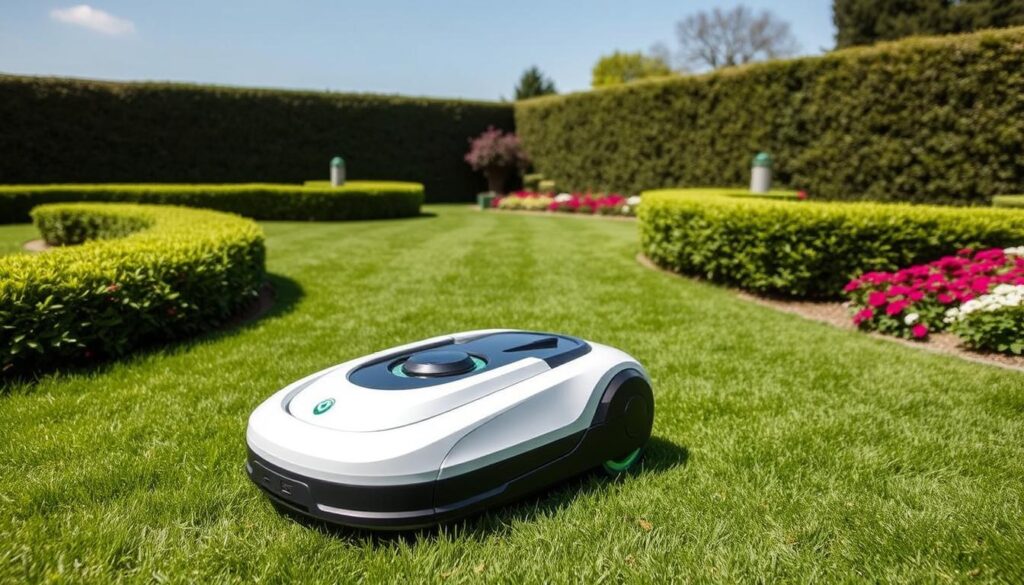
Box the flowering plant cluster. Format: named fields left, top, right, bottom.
left=492, top=191, right=641, bottom=216
left=944, top=284, right=1024, bottom=354
left=843, top=246, right=1024, bottom=351
left=464, top=127, right=529, bottom=194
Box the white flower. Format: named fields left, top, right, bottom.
left=554, top=193, right=572, bottom=203
left=627, top=195, right=642, bottom=206
left=621, top=205, right=630, bottom=214
left=904, top=312, right=919, bottom=325
left=1004, top=246, right=1024, bottom=256
left=947, top=284, right=1024, bottom=321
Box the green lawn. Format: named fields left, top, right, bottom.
left=0, top=223, right=36, bottom=256
left=2, top=206, right=1023, bottom=583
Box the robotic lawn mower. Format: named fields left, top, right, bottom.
left=245, top=329, right=654, bottom=530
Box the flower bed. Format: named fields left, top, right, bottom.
left=491, top=191, right=641, bottom=216
left=843, top=247, right=1024, bottom=353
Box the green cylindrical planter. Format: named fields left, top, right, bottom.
left=477, top=192, right=496, bottom=209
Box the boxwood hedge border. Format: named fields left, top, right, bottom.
left=639, top=189, right=1024, bottom=298
left=1, top=203, right=266, bottom=376
left=0, top=181, right=424, bottom=224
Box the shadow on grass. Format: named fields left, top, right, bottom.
left=0, top=272, right=304, bottom=392
left=275, top=435, right=689, bottom=546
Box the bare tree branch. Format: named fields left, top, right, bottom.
left=674, top=4, right=799, bottom=71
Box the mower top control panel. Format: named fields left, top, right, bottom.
left=347, top=331, right=591, bottom=390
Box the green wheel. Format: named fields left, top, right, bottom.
left=602, top=447, right=643, bottom=476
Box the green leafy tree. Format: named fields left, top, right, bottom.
left=514, top=66, right=557, bottom=100
left=591, top=51, right=673, bottom=88
left=833, top=0, right=1024, bottom=48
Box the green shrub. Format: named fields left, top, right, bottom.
left=993, top=195, right=1024, bottom=209
left=1, top=203, right=265, bottom=376
left=0, top=181, right=424, bottom=224
left=639, top=189, right=1024, bottom=298
left=523, top=173, right=544, bottom=191
left=516, top=27, right=1024, bottom=205
left=946, top=284, right=1024, bottom=354
left=0, top=76, right=513, bottom=202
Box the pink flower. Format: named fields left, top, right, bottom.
left=888, top=285, right=913, bottom=297
left=853, top=308, right=874, bottom=325
left=911, top=324, right=928, bottom=339
left=969, top=277, right=991, bottom=293
left=885, top=300, right=910, bottom=316
left=868, top=291, right=887, bottom=307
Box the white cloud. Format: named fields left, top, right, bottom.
left=50, top=5, right=136, bottom=36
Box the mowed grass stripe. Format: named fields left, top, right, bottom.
left=0, top=206, right=1022, bottom=583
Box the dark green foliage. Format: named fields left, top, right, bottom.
left=833, top=0, right=1024, bottom=48
left=514, top=66, right=557, bottom=100
left=0, top=181, right=424, bottom=224
left=833, top=0, right=949, bottom=48
left=0, top=76, right=513, bottom=202
left=516, top=27, right=1024, bottom=205
left=1, top=204, right=265, bottom=376
left=952, top=304, right=1024, bottom=354
left=638, top=189, right=1024, bottom=298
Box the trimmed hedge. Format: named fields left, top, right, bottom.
left=993, top=195, right=1024, bottom=209
left=0, top=76, right=514, bottom=202
left=516, top=27, right=1024, bottom=205
left=1, top=203, right=265, bottom=376
left=639, top=189, right=1024, bottom=298
left=0, top=181, right=424, bottom=224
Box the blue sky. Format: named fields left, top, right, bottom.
left=0, top=1, right=835, bottom=100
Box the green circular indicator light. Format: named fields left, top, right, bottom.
left=313, top=398, right=335, bottom=415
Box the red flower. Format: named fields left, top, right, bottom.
left=853, top=308, right=874, bottom=325
left=868, top=291, right=888, bottom=307
left=796, top=190, right=808, bottom=200
left=886, top=300, right=910, bottom=316
left=911, top=324, right=929, bottom=339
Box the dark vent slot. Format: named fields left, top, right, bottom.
left=504, top=337, right=560, bottom=352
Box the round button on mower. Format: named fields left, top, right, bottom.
left=401, top=349, right=476, bottom=377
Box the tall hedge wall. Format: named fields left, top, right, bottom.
left=515, top=27, right=1024, bottom=205
left=0, top=76, right=514, bottom=202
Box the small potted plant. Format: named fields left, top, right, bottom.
left=465, top=127, right=529, bottom=208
